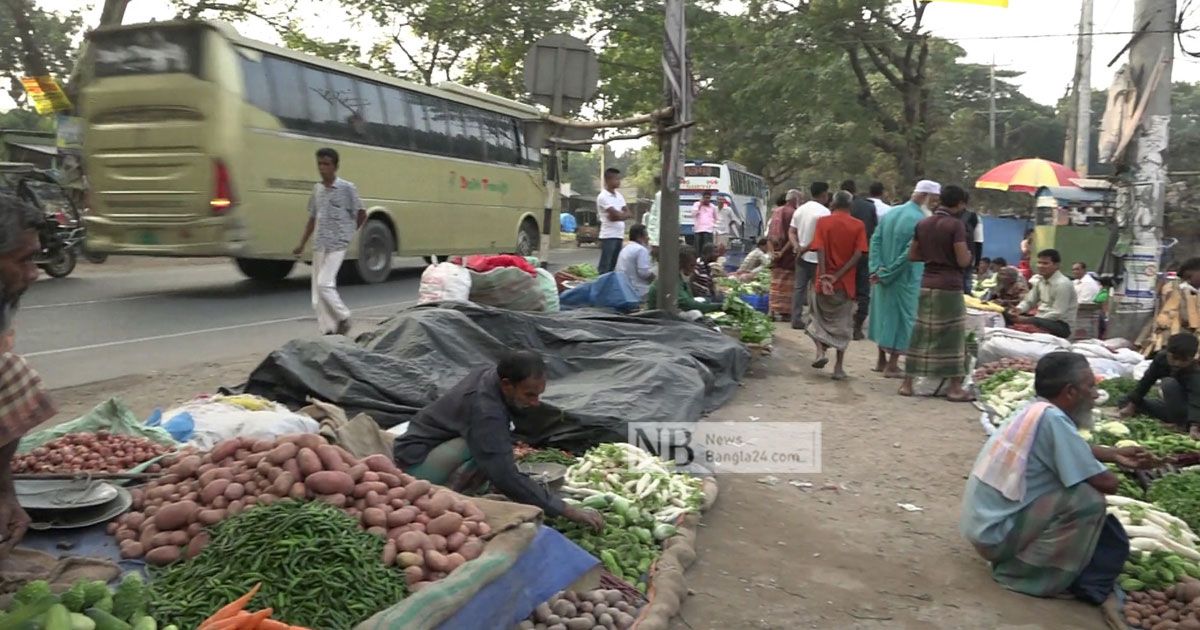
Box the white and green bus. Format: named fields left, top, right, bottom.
left=80, top=20, right=554, bottom=283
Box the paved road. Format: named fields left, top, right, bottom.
left=15, top=250, right=600, bottom=390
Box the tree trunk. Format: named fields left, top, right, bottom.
left=5, top=0, right=50, bottom=76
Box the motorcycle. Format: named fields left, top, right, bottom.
left=0, top=164, right=102, bottom=278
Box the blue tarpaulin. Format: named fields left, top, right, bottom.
left=560, top=212, right=577, bottom=233
left=435, top=526, right=598, bottom=630
left=981, top=216, right=1031, bottom=266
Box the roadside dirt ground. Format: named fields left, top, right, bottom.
left=43, top=327, right=1106, bottom=629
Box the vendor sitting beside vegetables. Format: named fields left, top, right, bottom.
left=0, top=193, right=57, bottom=558
left=1119, top=333, right=1200, bottom=439
left=645, top=246, right=722, bottom=314
left=961, top=352, right=1155, bottom=607
left=392, top=350, right=604, bottom=530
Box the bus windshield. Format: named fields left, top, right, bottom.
left=91, top=25, right=203, bottom=77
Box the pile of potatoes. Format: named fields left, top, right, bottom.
left=1125, top=581, right=1200, bottom=630
left=516, top=589, right=640, bottom=630
left=108, top=434, right=489, bottom=589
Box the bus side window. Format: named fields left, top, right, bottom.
left=327, top=72, right=360, bottom=140
left=380, top=86, right=413, bottom=150
left=301, top=66, right=335, bottom=137
left=455, top=104, right=486, bottom=162
left=418, top=94, right=451, bottom=156
left=353, top=81, right=388, bottom=146
left=263, top=56, right=309, bottom=132
left=237, top=52, right=272, bottom=113
left=484, top=113, right=518, bottom=164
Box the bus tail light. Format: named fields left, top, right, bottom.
left=211, top=159, right=235, bottom=214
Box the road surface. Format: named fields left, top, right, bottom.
left=16, top=250, right=599, bottom=390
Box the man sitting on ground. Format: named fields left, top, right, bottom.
left=961, top=352, right=1153, bottom=611
left=646, top=246, right=722, bottom=314
left=1007, top=249, right=1078, bottom=339
left=1072, top=261, right=1102, bottom=303
left=735, top=238, right=771, bottom=280
left=983, top=266, right=1029, bottom=311
left=393, top=350, right=604, bottom=530
left=615, top=223, right=655, bottom=301
left=1119, top=333, right=1200, bottom=438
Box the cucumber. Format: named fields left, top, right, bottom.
left=130, top=617, right=156, bottom=630
left=1, top=596, right=58, bottom=628
left=82, top=609, right=131, bottom=630
left=69, top=613, right=96, bottom=630
left=42, top=604, right=73, bottom=630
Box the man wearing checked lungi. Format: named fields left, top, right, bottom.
left=961, top=352, right=1154, bottom=621
left=897, top=184, right=975, bottom=402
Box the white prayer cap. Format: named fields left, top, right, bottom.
left=914, top=180, right=941, bottom=195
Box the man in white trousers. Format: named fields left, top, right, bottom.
left=293, top=148, right=366, bottom=335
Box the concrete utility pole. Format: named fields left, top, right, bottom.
left=656, top=0, right=688, bottom=312
left=1074, top=0, right=1094, bottom=175
left=1110, top=0, right=1175, bottom=340
left=988, top=62, right=997, bottom=152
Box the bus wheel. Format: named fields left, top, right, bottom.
left=516, top=220, right=539, bottom=257
left=351, top=219, right=395, bottom=284
left=235, top=258, right=294, bottom=282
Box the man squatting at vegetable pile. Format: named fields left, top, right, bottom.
left=391, top=350, right=605, bottom=530
left=1119, top=333, right=1200, bottom=440
left=0, top=193, right=57, bottom=557
left=961, top=352, right=1157, bottom=612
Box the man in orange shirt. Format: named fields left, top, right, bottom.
left=806, top=191, right=868, bottom=380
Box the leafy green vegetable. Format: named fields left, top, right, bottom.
left=1148, top=471, right=1200, bottom=532
left=718, top=294, right=773, bottom=344
left=1099, top=377, right=1139, bottom=406
left=565, top=263, right=599, bottom=279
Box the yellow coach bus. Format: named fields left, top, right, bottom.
left=80, top=20, right=553, bottom=283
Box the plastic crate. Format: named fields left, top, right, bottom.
left=739, top=293, right=769, bottom=314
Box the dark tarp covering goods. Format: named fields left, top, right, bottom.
left=239, top=303, right=750, bottom=449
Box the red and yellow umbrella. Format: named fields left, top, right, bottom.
left=974, top=158, right=1081, bottom=194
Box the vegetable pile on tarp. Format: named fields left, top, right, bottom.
left=1099, top=377, right=1139, bottom=407
left=1, top=573, right=163, bottom=630
left=513, top=442, right=576, bottom=466
left=11, top=431, right=171, bottom=474
left=517, top=589, right=641, bottom=629
left=972, top=357, right=1035, bottom=382
left=1149, top=472, right=1200, bottom=533
left=717, top=268, right=770, bottom=296
left=563, top=263, right=599, bottom=280
left=979, top=369, right=1035, bottom=423
left=1088, top=416, right=1200, bottom=458
left=239, top=302, right=749, bottom=450
left=108, top=433, right=487, bottom=587
left=149, top=500, right=407, bottom=630
left=709, top=294, right=773, bottom=344
left=552, top=494, right=674, bottom=591
left=561, top=443, right=703, bottom=523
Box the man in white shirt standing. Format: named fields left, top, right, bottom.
left=596, top=167, right=632, bottom=274
left=616, top=224, right=656, bottom=301
left=1072, top=261, right=1102, bottom=303
left=788, top=181, right=832, bottom=329
left=645, top=176, right=662, bottom=250
left=716, top=198, right=738, bottom=249
left=293, top=147, right=366, bottom=335
left=869, top=182, right=890, bottom=221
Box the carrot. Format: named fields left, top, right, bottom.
left=240, top=607, right=274, bottom=629
left=254, top=619, right=290, bottom=630
left=199, top=583, right=262, bottom=629
left=205, top=611, right=253, bottom=630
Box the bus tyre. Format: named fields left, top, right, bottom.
left=235, top=258, right=295, bottom=282
left=350, top=219, right=395, bottom=284
left=516, top=220, right=539, bottom=257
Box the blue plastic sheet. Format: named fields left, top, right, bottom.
left=435, top=525, right=598, bottom=630
left=559, top=272, right=641, bottom=313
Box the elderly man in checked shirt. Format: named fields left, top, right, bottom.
left=0, top=193, right=57, bottom=557
left=294, top=147, right=367, bottom=335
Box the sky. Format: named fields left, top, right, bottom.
left=12, top=0, right=1200, bottom=110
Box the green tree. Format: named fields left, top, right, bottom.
left=0, top=0, right=83, bottom=108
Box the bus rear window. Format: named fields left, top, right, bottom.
left=92, top=26, right=202, bottom=78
